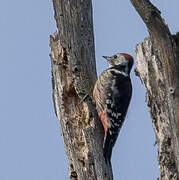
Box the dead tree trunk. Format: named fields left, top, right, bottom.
left=130, top=0, right=179, bottom=179
left=50, top=0, right=113, bottom=179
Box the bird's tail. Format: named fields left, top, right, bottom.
left=103, top=131, right=116, bottom=180
left=103, top=131, right=113, bottom=166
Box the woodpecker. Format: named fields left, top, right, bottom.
left=93, top=53, right=133, bottom=165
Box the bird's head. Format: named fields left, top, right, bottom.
left=103, top=53, right=134, bottom=73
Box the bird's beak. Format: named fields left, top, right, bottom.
left=102, top=56, right=111, bottom=61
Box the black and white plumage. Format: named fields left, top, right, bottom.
left=93, top=53, right=133, bottom=165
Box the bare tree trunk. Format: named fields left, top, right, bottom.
left=50, top=0, right=113, bottom=179
left=130, top=0, right=179, bottom=179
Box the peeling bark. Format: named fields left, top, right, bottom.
left=130, top=0, right=179, bottom=179
left=49, top=0, right=113, bottom=179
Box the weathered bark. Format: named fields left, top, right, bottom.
left=50, top=0, right=113, bottom=179
left=130, top=0, right=179, bottom=179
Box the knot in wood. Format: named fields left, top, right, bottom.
left=169, top=87, right=175, bottom=94
left=72, top=66, right=79, bottom=73
left=70, top=171, right=78, bottom=178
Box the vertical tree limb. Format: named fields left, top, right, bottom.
left=130, top=0, right=179, bottom=179
left=50, top=0, right=113, bottom=179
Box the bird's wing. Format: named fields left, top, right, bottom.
left=93, top=70, right=112, bottom=114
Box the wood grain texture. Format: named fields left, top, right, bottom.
left=131, top=0, right=179, bottom=179
left=50, top=0, right=113, bottom=179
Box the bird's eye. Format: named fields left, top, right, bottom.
left=113, top=55, right=117, bottom=59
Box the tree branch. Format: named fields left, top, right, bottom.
left=50, top=0, right=113, bottom=179
left=131, top=0, right=179, bottom=179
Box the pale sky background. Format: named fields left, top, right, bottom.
left=0, top=0, right=179, bottom=180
